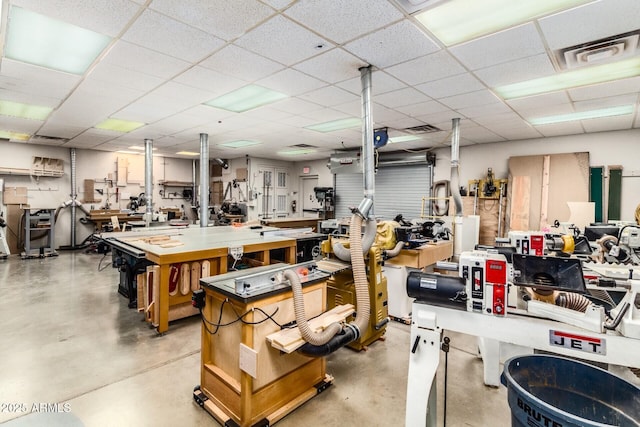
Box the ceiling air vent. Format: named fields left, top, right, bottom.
left=30, top=134, right=70, bottom=144
left=291, top=143, right=316, bottom=148
left=403, top=124, right=442, bottom=133
left=554, top=30, right=640, bottom=70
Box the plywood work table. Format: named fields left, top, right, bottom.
left=386, top=240, right=453, bottom=269
left=104, top=226, right=296, bottom=333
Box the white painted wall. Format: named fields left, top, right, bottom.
left=0, top=141, right=193, bottom=248
left=432, top=128, right=640, bottom=222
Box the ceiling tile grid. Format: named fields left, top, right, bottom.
left=0, top=0, right=638, bottom=160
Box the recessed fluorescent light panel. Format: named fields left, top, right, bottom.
left=389, top=135, right=422, bottom=144
left=115, top=150, right=140, bottom=155
left=0, top=100, right=53, bottom=120
left=278, top=148, right=317, bottom=156
left=415, top=0, right=593, bottom=46
left=496, top=57, right=640, bottom=99
left=5, top=6, right=111, bottom=75
left=305, top=118, right=361, bottom=133
left=218, top=140, right=262, bottom=148
left=205, top=85, right=287, bottom=113
left=0, top=130, right=31, bottom=141
left=176, top=151, right=201, bottom=156
left=95, top=118, right=145, bottom=133
left=529, top=105, right=635, bottom=125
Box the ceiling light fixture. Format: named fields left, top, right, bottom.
left=0, top=130, right=31, bottom=141
left=5, top=6, right=112, bottom=75
left=205, top=85, right=287, bottom=113
left=95, top=118, right=146, bottom=133
left=115, top=150, right=140, bottom=155
left=529, top=104, right=635, bottom=125
left=278, top=148, right=317, bottom=156
left=0, top=99, right=53, bottom=120
left=176, top=151, right=201, bottom=156
left=305, top=117, right=361, bottom=133
left=496, top=56, right=640, bottom=99
left=415, top=0, right=593, bottom=46
left=389, top=135, right=422, bottom=143
left=218, top=140, right=262, bottom=148
left=129, top=145, right=156, bottom=151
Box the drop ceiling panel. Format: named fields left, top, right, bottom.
left=235, top=15, right=333, bottom=66
left=439, top=90, right=501, bottom=110
left=416, top=73, right=485, bottom=99
left=200, top=45, right=284, bottom=82
left=293, top=48, right=365, bottom=84
left=173, top=66, right=247, bottom=96
left=517, top=104, right=575, bottom=121
left=473, top=54, right=556, bottom=88
left=38, top=121, right=86, bottom=139
left=270, top=98, right=323, bottom=116
left=473, top=112, right=529, bottom=127
left=50, top=93, right=136, bottom=127
left=10, top=0, right=140, bottom=37
left=1, top=116, right=43, bottom=133
left=263, top=0, right=295, bottom=10
left=456, top=102, right=513, bottom=119
left=507, top=92, right=572, bottom=112
left=373, top=104, right=411, bottom=123
left=0, top=87, right=61, bottom=110
left=147, top=111, right=215, bottom=135
left=113, top=100, right=183, bottom=124
left=241, top=107, right=293, bottom=122
left=344, top=20, right=440, bottom=68
left=87, top=62, right=165, bottom=92
left=257, top=68, right=327, bottom=96
left=569, top=77, right=640, bottom=102
left=0, top=59, right=81, bottom=101
left=450, top=23, right=546, bottom=70
left=461, top=127, right=506, bottom=143
left=582, top=115, right=635, bottom=133
left=493, top=126, right=542, bottom=141
left=332, top=100, right=361, bottom=117
left=299, top=86, right=359, bottom=107
left=67, top=129, right=119, bottom=147
left=300, top=108, right=351, bottom=123
left=534, top=121, right=585, bottom=137
left=574, top=94, right=639, bottom=111
left=395, top=100, right=450, bottom=117
left=284, top=0, right=403, bottom=44
left=149, top=0, right=275, bottom=41
left=100, top=41, right=190, bottom=80
left=386, top=51, right=466, bottom=86
left=336, top=71, right=406, bottom=95
left=538, top=0, right=640, bottom=50
left=374, top=87, right=431, bottom=108
left=413, top=110, right=460, bottom=126
left=122, top=9, right=225, bottom=63
left=75, top=78, right=146, bottom=105
left=144, top=81, right=215, bottom=107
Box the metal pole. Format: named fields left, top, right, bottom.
left=144, top=139, right=154, bottom=227
left=199, top=133, right=209, bottom=227
left=359, top=65, right=374, bottom=217
left=450, top=118, right=463, bottom=217
left=192, top=159, right=197, bottom=207
left=70, top=148, right=77, bottom=247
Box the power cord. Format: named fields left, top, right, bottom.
left=200, top=298, right=288, bottom=335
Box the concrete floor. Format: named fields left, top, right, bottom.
left=1, top=251, right=527, bottom=426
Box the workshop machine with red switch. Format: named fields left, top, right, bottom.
left=460, top=252, right=508, bottom=316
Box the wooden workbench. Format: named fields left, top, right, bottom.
left=88, top=209, right=143, bottom=231
left=260, top=217, right=319, bottom=231
left=196, top=267, right=331, bottom=426
left=386, top=240, right=453, bottom=269
left=105, top=226, right=296, bottom=333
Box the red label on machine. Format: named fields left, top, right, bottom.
left=530, top=235, right=544, bottom=256
left=486, top=259, right=506, bottom=284
left=549, top=330, right=606, bottom=355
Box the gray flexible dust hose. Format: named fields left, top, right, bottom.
left=286, top=269, right=342, bottom=346
left=384, top=241, right=405, bottom=258
left=349, top=214, right=371, bottom=335
left=331, top=218, right=376, bottom=262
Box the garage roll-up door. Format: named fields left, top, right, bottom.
left=334, top=164, right=432, bottom=220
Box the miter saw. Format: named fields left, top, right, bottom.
left=404, top=250, right=640, bottom=427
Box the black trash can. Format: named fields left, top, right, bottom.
left=501, top=355, right=640, bottom=427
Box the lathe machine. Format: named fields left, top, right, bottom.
left=405, top=250, right=640, bottom=427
